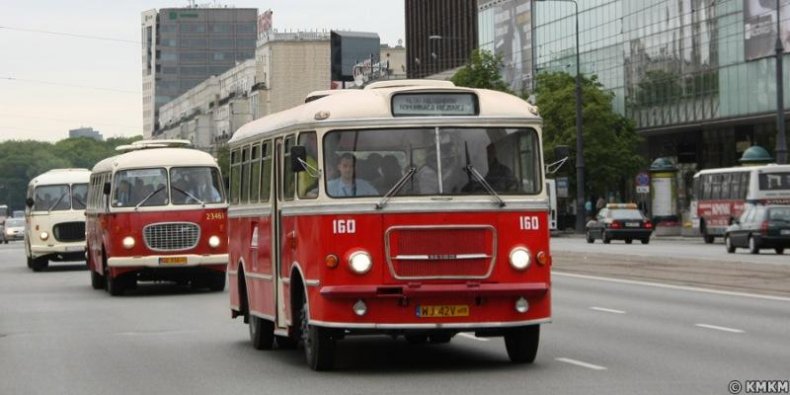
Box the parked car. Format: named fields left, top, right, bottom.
left=724, top=204, right=790, bottom=254
left=586, top=203, right=653, bottom=244
left=2, top=218, right=26, bottom=243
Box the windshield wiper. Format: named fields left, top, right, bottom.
left=466, top=164, right=505, bottom=208
left=171, top=186, right=205, bottom=206
left=376, top=167, right=417, bottom=210
left=48, top=193, right=67, bottom=212
left=135, top=186, right=166, bottom=209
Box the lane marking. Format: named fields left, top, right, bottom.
left=554, top=271, right=790, bottom=302
left=695, top=323, right=744, bottom=334
left=590, top=306, right=626, bottom=314
left=457, top=333, right=490, bottom=342
left=556, top=357, right=607, bottom=371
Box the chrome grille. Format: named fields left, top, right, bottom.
left=143, top=222, right=200, bottom=251
left=386, top=225, right=496, bottom=280
left=53, top=221, right=85, bottom=242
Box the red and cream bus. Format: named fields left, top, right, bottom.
left=692, top=164, right=790, bottom=243
left=227, top=80, right=551, bottom=370
left=86, top=140, right=228, bottom=296
left=24, top=168, right=91, bottom=271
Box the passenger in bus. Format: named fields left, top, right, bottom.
left=327, top=153, right=378, bottom=197
left=115, top=181, right=132, bottom=207
left=414, top=148, right=438, bottom=194
left=193, top=172, right=222, bottom=203
left=484, top=144, right=518, bottom=192
left=375, top=155, right=403, bottom=193
left=297, top=136, right=319, bottom=198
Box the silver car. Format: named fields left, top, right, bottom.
left=2, top=218, right=26, bottom=243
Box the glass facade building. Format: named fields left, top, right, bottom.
left=479, top=0, right=790, bottom=214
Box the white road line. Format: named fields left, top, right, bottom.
left=457, top=333, right=490, bottom=342
left=590, top=306, right=626, bottom=314
left=554, top=271, right=790, bottom=302
left=695, top=323, right=745, bottom=334
left=556, top=357, right=607, bottom=371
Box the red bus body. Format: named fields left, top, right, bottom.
left=228, top=81, right=551, bottom=370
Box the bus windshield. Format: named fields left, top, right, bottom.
left=113, top=167, right=223, bottom=208
left=322, top=127, right=541, bottom=197
left=34, top=185, right=74, bottom=211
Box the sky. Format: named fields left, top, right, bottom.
left=0, top=0, right=405, bottom=143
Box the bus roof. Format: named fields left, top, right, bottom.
left=231, top=81, right=541, bottom=145
left=693, top=163, right=790, bottom=177
left=92, top=147, right=218, bottom=173
left=28, top=168, right=91, bottom=187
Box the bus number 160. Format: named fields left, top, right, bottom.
left=520, top=216, right=539, bottom=230
left=332, top=219, right=356, bottom=234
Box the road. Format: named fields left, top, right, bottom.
left=1, top=241, right=789, bottom=395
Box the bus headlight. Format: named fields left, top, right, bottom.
left=39, top=231, right=49, bottom=241
left=509, top=247, right=531, bottom=271
left=348, top=251, right=372, bottom=274
left=208, top=235, right=221, bottom=248
left=122, top=236, right=135, bottom=249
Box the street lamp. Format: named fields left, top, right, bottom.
left=537, top=0, right=584, bottom=232
left=775, top=0, right=787, bottom=164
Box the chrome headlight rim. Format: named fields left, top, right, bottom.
left=509, top=247, right=531, bottom=271
left=122, top=236, right=136, bottom=249
left=39, top=231, right=49, bottom=241
left=348, top=251, right=372, bottom=274
left=208, top=235, right=221, bottom=248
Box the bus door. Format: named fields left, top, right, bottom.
left=272, top=136, right=294, bottom=330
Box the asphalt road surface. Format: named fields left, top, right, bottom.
left=1, top=241, right=788, bottom=395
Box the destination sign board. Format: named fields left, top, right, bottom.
left=391, top=93, right=478, bottom=116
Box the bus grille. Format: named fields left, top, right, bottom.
left=143, top=222, right=200, bottom=251
left=386, top=226, right=496, bottom=279
left=53, top=222, right=85, bottom=242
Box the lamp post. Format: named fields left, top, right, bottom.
left=775, top=0, right=787, bottom=164
left=537, top=0, right=584, bottom=232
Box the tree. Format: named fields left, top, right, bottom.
left=536, top=71, right=645, bottom=200
left=451, top=49, right=511, bottom=93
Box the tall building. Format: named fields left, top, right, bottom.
left=68, top=127, right=103, bottom=141
left=405, top=0, right=478, bottom=79
left=141, top=7, right=258, bottom=138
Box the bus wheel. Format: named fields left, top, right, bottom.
left=504, top=325, right=540, bottom=364
left=31, top=257, right=48, bottom=272
left=26, top=255, right=32, bottom=269
left=748, top=236, right=760, bottom=254
left=725, top=236, right=735, bottom=253
left=208, top=273, right=226, bottom=292
left=90, top=269, right=105, bottom=290
left=249, top=315, right=274, bottom=350
left=301, top=300, right=335, bottom=371
left=106, top=273, right=126, bottom=296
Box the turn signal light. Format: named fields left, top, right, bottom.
left=536, top=251, right=549, bottom=266
left=325, top=254, right=339, bottom=269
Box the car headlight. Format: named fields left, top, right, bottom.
left=509, top=247, right=531, bottom=271
left=348, top=251, right=372, bottom=274
left=208, top=235, right=221, bottom=248
left=40, top=231, right=49, bottom=241
left=122, top=236, right=135, bottom=249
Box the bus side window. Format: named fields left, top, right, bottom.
left=230, top=148, right=241, bottom=205
left=283, top=135, right=295, bottom=201
left=261, top=141, right=272, bottom=203
left=297, top=132, right=318, bottom=199
left=250, top=143, right=261, bottom=203
left=241, top=146, right=251, bottom=205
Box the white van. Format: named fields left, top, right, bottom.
left=25, top=169, right=91, bottom=271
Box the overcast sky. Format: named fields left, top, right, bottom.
left=0, top=0, right=405, bottom=142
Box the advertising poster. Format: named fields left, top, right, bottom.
left=493, top=0, right=533, bottom=92
left=744, top=0, right=790, bottom=60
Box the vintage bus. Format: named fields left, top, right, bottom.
left=24, top=168, right=91, bottom=271
left=227, top=80, right=551, bottom=370
left=85, top=140, right=228, bottom=296
left=692, top=164, right=790, bottom=243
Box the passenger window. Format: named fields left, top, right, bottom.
left=297, top=132, right=318, bottom=199
left=250, top=144, right=261, bottom=203
left=230, top=149, right=241, bottom=205
left=261, top=141, right=272, bottom=203
left=283, top=136, right=295, bottom=201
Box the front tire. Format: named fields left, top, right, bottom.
left=748, top=235, right=760, bottom=254
left=208, top=273, right=226, bottom=292
left=249, top=315, right=274, bottom=350
left=90, top=270, right=105, bottom=290
left=301, top=300, right=335, bottom=371
left=31, top=256, right=48, bottom=272
left=725, top=235, right=735, bottom=253
left=105, top=272, right=127, bottom=296
left=602, top=233, right=611, bottom=244
left=641, top=238, right=650, bottom=244
left=504, top=325, right=540, bottom=364
left=585, top=230, right=594, bottom=243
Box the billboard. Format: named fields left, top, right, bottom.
left=493, top=0, right=533, bottom=93
left=744, top=0, right=790, bottom=60
left=330, top=31, right=381, bottom=83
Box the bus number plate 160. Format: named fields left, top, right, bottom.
left=520, top=216, right=540, bottom=230
left=332, top=219, right=356, bottom=234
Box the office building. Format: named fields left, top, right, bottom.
left=68, top=127, right=103, bottom=141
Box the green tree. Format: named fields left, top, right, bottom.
left=536, top=71, right=645, bottom=199
left=450, top=49, right=511, bottom=93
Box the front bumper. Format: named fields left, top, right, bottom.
left=107, top=253, right=228, bottom=268
left=30, top=243, right=85, bottom=259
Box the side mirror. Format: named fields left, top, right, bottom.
left=25, top=197, right=34, bottom=208
left=291, top=145, right=307, bottom=172
left=103, top=182, right=111, bottom=195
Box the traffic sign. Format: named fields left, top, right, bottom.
left=636, top=172, right=649, bottom=187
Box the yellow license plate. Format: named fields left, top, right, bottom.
left=417, top=305, right=470, bottom=318
left=159, top=256, right=187, bottom=265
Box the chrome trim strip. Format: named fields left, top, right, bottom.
left=278, top=201, right=548, bottom=216
left=394, top=253, right=490, bottom=260
left=305, top=279, right=320, bottom=287
left=250, top=310, right=275, bottom=322
left=385, top=224, right=497, bottom=280
left=281, top=278, right=291, bottom=285
left=227, top=269, right=238, bottom=276
left=228, top=205, right=273, bottom=218
left=310, top=317, right=551, bottom=330
left=246, top=272, right=273, bottom=281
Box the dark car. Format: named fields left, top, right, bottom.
left=586, top=203, right=653, bottom=244
left=724, top=204, right=790, bottom=254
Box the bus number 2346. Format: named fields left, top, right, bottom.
left=332, top=219, right=356, bottom=234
